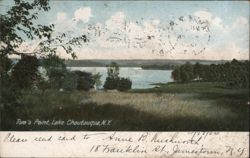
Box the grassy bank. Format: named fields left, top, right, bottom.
left=1, top=82, right=249, bottom=131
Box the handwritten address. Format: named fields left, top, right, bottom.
left=0, top=132, right=249, bottom=157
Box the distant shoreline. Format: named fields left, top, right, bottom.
left=64, top=59, right=234, bottom=67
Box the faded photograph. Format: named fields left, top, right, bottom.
left=0, top=0, right=249, bottom=131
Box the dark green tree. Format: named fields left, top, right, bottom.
left=0, top=0, right=52, bottom=58
left=107, top=62, right=120, bottom=79
left=103, top=77, right=119, bottom=90
left=117, top=78, right=132, bottom=91
left=179, top=62, right=194, bottom=82
left=171, top=66, right=181, bottom=81
left=11, top=55, right=40, bottom=89
left=0, top=0, right=88, bottom=109
left=40, top=54, right=67, bottom=90
left=193, top=62, right=203, bottom=81
left=0, top=0, right=87, bottom=59
left=104, top=62, right=120, bottom=90
left=73, top=71, right=95, bottom=91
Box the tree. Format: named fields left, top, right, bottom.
left=171, top=67, right=181, bottom=81
left=107, top=62, right=120, bottom=79
left=61, top=71, right=78, bottom=91
left=1, top=0, right=88, bottom=58
left=179, top=62, right=194, bottom=82
left=92, top=72, right=102, bottom=90
left=11, top=55, right=40, bottom=89
left=0, top=0, right=52, bottom=57
left=117, top=78, right=132, bottom=91
left=0, top=56, right=12, bottom=76
left=0, top=0, right=88, bottom=108
left=73, top=71, right=95, bottom=91
left=103, top=62, right=132, bottom=91
left=40, top=54, right=67, bottom=90
left=193, top=62, right=203, bottom=81
left=0, top=57, right=20, bottom=108
left=104, top=62, right=120, bottom=90
left=171, top=59, right=249, bottom=88
left=103, top=77, right=119, bottom=90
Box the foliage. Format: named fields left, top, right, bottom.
left=73, top=70, right=95, bottom=91
left=171, top=59, right=249, bottom=88
left=0, top=0, right=88, bottom=59
left=0, top=69, right=21, bottom=109
left=171, top=66, right=180, bottom=81
left=0, top=56, right=13, bottom=75
left=1, top=83, right=248, bottom=131
left=103, top=77, right=119, bottom=90
left=0, top=0, right=89, bottom=113
left=107, top=62, right=120, bottom=79
left=104, top=62, right=120, bottom=90
left=61, top=71, right=78, bottom=91
left=117, top=78, right=132, bottom=91
left=141, top=64, right=176, bottom=70
left=92, top=72, right=102, bottom=90
left=39, top=55, right=96, bottom=91
left=0, top=0, right=53, bottom=57
left=179, top=62, right=194, bottom=82
left=41, top=54, right=66, bottom=69
left=39, top=55, right=67, bottom=90
left=11, top=55, right=40, bottom=89
left=0, top=56, right=20, bottom=110
left=104, top=62, right=132, bottom=91
left=193, top=62, right=203, bottom=81
left=172, top=62, right=194, bottom=82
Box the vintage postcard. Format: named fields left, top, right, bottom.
left=0, top=0, right=249, bottom=157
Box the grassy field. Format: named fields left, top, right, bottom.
left=1, top=82, right=249, bottom=131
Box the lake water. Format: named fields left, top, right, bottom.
left=68, top=67, right=173, bottom=89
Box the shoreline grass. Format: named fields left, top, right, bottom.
left=1, top=82, right=249, bottom=131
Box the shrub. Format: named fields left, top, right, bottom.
left=103, top=62, right=133, bottom=91
left=103, top=77, right=119, bottom=90
left=47, top=68, right=66, bottom=90
left=11, top=55, right=40, bottom=89
left=117, top=78, right=132, bottom=91
left=171, top=67, right=180, bottom=81
left=73, top=71, right=95, bottom=91
left=61, top=72, right=78, bottom=91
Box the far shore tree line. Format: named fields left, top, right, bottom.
left=171, top=59, right=249, bottom=88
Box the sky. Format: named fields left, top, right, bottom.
left=1, top=0, right=249, bottom=60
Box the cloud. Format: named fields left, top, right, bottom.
left=53, top=12, right=77, bottom=33
left=51, top=9, right=248, bottom=60
left=232, top=16, right=249, bottom=29
left=201, top=40, right=249, bottom=60
left=194, top=11, right=249, bottom=35
left=194, top=10, right=213, bottom=20
left=56, top=12, right=67, bottom=22
left=105, top=11, right=126, bottom=30
left=143, top=19, right=160, bottom=33
left=212, top=17, right=224, bottom=30
left=74, top=7, right=92, bottom=23
left=110, top=12, right=125, bottom=21
left=194, top=10, right=229, bottom=33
